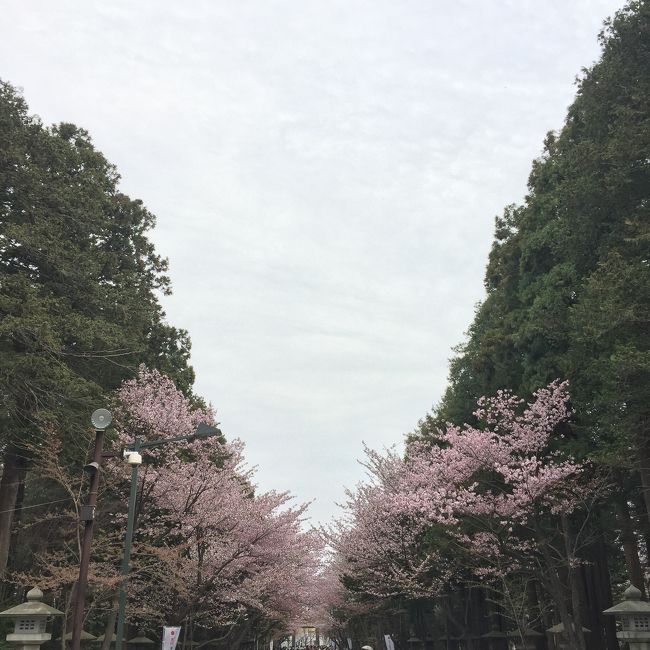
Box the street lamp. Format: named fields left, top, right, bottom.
left=114, top=422, right=222, bottom=650
left=72, top=409, right=112, bottom=650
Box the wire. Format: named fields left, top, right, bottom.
left=0, top=496, right=74, bottom=515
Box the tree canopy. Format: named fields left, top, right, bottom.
left=418, top=0, right=650, bottom=483
left=325, top=3, right=650, bottom=650
left=0, top=80, right=196, bottom=575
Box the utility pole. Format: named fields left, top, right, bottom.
left=71, top=409, right=112, bottom=650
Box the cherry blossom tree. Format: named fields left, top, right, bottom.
left=327, top=382, right=603, bottom=650
left=111, top=366, right=322, bottom=645
left=326, top=446, right=454, bottom=601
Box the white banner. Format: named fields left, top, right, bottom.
left=384, top=635, right=395, bottom=650
left=162, top=627, right=182, bottom=650
left=347, top=639, right=352, bottom=650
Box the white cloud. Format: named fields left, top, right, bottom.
left=0, top=0, right=625, bottom=523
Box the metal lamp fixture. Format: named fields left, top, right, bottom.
left=123, top=450, right=143, bottom=466
left=190, top=422, right=221, bottom=440
left=90, top=409, right=112, bottom=430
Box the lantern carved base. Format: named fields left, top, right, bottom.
left=616, top=632, right=650, bottom=650
left=6, top=634, right=53, bottom=650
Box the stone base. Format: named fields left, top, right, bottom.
left=616, top=631, right=650, bottom=650
left=6, top=632, right=53, bottom=650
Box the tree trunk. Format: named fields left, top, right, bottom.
left=637, top=436, right=650, bottom=529
left=534, top=581, right=551, bottom=650
left=0, top=450, right=27, bottom=577
left=628, top=490, right=650, bottom=571
left=226, top=621, right=251, bottom=650
left=526, top=581, right=548, bottom=650
left=62, top=589, right=73, bottom=650
left=593, top=535, right=619, bottom=650
left=562, top=515, right=588, bottom=650
left=615, top=491, right=646, bottom=595
left=100, top=591, right=120, bottom=650
left=536, top=522, right=585, bottom=650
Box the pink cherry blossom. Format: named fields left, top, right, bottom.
left=324, top=381, right=588, bottom=608
left=111, top=366, right=323, bottom=633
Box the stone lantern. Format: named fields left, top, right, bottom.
left=0, top=587, right=63, bottom=650
left=451, top=633, right=480, bottom=650
left=127, top=630, right=155, bottom=650
left=505, top=628, right=542, bottom=650
left=95, top=633, right=127, bottom=647
left=545, top=620, right=590, bottom=649
left=60, top=630, right=98, bottom=645
left=481, top=625, right=508, bottom=650
left=406, top=633, right=423, bottom=650
left=604, top=583, right=650, bottom=650
left=434, top=634, right=456, bottom=650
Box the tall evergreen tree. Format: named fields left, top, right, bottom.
left=419, top=0, right=649, bottom=476
left=0, top=81, right=195, bottom=574
left=412, top=9, right=650, bottom=626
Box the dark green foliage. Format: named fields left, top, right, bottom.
left=0, top=80, right=198, bottom=576
left=0, top=81, right=195, bottom=449
left=338, top=5, right=648, bottom=650
left=417, top=1, right=650, bottom=472
left=404, top=5, right=649, bottom=646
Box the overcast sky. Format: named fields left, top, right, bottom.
left=1, top=0, right=625, bottom=525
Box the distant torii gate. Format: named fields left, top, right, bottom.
left=283, top=625, right=333, bottom=649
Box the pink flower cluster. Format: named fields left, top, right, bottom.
left=112, top=366, right=323, bottom=630
left=396, top=381, right=582, bottom=528
left=325, top=381, right=586, bottom=602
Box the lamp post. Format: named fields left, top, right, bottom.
left=114, top=422, right=222, bottom=650
left=72, top=409, right=113, bottom=650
